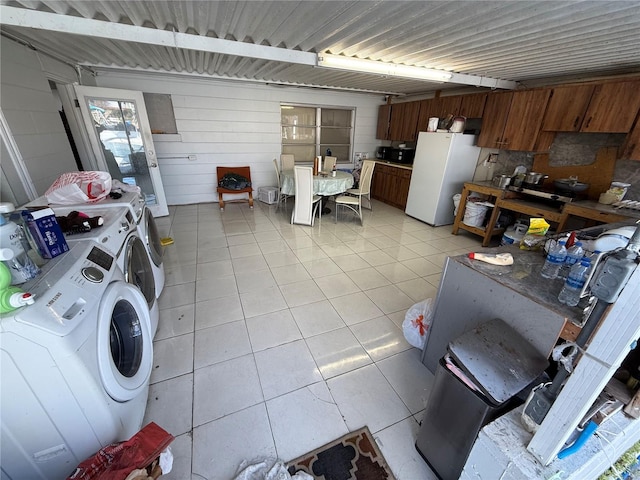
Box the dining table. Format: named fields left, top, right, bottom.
left=280, top=169, right=354, bottom=214
left=280, top=169, right=354, bottom=196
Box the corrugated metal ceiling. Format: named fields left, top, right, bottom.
left=2, top=1, right=640, bottom=97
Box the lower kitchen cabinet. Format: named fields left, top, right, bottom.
left=371, top=162, right=412, bottom=210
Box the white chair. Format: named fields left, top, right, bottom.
left=291, top=166, right=322, bottom=226
left=280, top=154, right=295, bottom=171
left=335, top=160, right=375, bottom=225
left=323, top=156, right=337, bottom=172
left=273, top=158, right=292, bottom=211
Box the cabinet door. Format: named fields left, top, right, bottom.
left=541, top=84, right=594, bottom=131
left=582, top=80, right=640, bottom=133
left=501, top=89, right=552, bottom=151
left=371, top=164, right=388, bottom=201
left=376, top=104, right=391, bottom=140
left=431, top=96, right=462, bottom=119
left=396, top=169, right=412, bottom=209
left=416, top=99, right=435, bottom=132
left=459, top=93, right=487, bottom=118
left=621, top=116, right=640, bottom=160
left=402, top=101, right=421, bottom=141
left=477, top=92, right=513, bottom=149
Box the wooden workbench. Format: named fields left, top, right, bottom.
left=453, top=181, right=640, bottom=246
left=452, top=181, right=565, bottom=246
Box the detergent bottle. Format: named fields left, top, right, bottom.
left=0, top=262, right=35, bottom=313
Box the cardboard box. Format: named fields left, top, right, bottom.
left=21, top=208, right=69, bottom=259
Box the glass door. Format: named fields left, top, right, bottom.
left=74, top=86, right=168, bottom=217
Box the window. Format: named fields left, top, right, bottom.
left=281, top=105, right=353, bottom=163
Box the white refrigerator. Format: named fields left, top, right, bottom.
left=405, top=132, right=481, bottom=226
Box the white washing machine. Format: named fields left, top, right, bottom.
left=25, top=192, right=165, bottom=301
left=1, top=240, right=153, bottom=479
left=48, top=205, right=159, bottom=338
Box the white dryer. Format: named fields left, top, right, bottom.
left=25, top=192, right=165, bottom=300
left=1, top=241, right=153, bottom=479
left=48, top=205, right=159, bottom=338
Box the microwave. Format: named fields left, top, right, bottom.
left=389, top=148, right=415, bottom=164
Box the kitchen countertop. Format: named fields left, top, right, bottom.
left=567, top=199, right=640, bottom=220
left=372, top=159, right=413, bottom=170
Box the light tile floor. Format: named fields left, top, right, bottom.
left=143, top=198, right=484, bottom=480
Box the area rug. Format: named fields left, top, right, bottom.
left=286, top=426, right=396, bottom=480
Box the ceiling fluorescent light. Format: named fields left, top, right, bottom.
left=318, top=53, right=452, bottom=82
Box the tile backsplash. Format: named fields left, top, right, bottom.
left=493, top=133, right=639, bottom=201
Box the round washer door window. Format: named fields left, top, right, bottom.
left=124, top=235, right=156, bottom=310
left=144, top=207, right=163, bottom=267
left=97, top=281, right=152, bottom=402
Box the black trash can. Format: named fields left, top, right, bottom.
left=415, top=318, right=548, bottom=480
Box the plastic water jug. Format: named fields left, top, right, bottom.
left=501, top=223, right=528, bottom=246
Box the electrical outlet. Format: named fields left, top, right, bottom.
left=362, top=152, right=368, bottom=159
left=188, top=154, right=197, bottom=161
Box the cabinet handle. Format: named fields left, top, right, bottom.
left=584, top=116, right=592, bottom=129
left=573, top=117, right=580, bottom=129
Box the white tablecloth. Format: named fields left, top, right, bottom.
left=280, top=170, right=354, bottom=196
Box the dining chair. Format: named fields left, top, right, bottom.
left=323, top=156, right=337, bottom=172
left=273, top=158, right=293, bottom=211
left=280, top=154, right=295, bottom=171
left=335, top=160, right=375, bottom=225
left=291, top=166, right=322, bottom=226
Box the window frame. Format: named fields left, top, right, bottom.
left=281, top=104, right=354, bottom=164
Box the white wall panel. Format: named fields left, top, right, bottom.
left=96, top=72, right=381, bottom=205
left=0, top=37, right=79, bottom=199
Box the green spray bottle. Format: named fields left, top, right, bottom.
left=0, top=261, right=34, bottom=314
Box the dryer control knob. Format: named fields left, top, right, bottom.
left=82, top=266, right=104, bottom=283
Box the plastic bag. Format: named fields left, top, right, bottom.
left=402, top=299, right=433, bottom=349
left=45, top=171, right=112, bottom=205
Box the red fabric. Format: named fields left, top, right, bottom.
left=67, top=423, right=174, bottom=480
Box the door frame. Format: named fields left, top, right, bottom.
left=73, top=85, right=169, bottom=217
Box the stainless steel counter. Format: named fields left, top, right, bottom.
left=421, top=245, right=579, bottom=374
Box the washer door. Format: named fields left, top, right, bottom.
left=144, top=207, right=163, bottom=267
left=97, top=281, right=152, bottom=402
left=124, top=234, right=156, bottom=310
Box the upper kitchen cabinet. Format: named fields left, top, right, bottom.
left=581, top=80, right=640, bottom=133
left=621, top=114, right=640, bottom=160
left=541, top=84, right=595, bottom=131
left=459, top=92, right=488, bottom=118
left=376, top=104, right=392, bottom=140
left=389, top=101, right=421, bottom=141
left=478, top=89, right=551, bottom=151
left=416, top=96, right=462, bottom=131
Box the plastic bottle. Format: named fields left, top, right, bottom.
left=0, top=203, right=40, bottom=285
left=558, top=257, right=591, bottom=306
left=0, top=262, right=35, bottom=313
left=558, top=241, right=584, bottom=279
left=540, top=240, right=567, bottom=279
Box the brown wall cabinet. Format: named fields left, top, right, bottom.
left=581, top=80, right=640, bottom=133
left=376, top=104, right=392, bottom=140
left=389, top=101, right=421, bottom=141
left=371, top=163, right=412, bottom=209
left=477, top=89, right=551, bottom=151
left=541, top=84, right=595, bottom=131
left=621, top=116, right=640, bottom=160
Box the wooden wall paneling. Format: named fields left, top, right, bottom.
left=621, top=112, right=640, bottom=160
